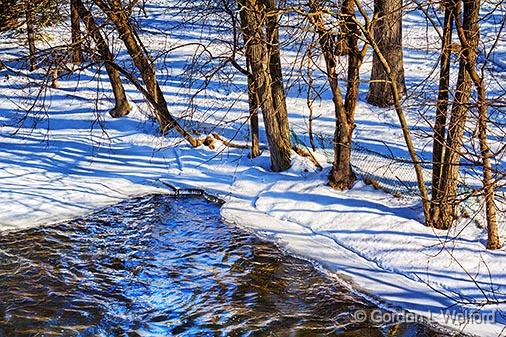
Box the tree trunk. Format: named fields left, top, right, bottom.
left=238, top=0, right=291, bottom=171
left=366, top=0, right=406, bottom=107
left=452, top=0, right=501, bottom=249
left=354, top=2, right=431, bottom=222
left=331, top=0, right=362, bottom=189
left=306, top=48, right=317, bottom=151
left=308, top=0, right=358, bottom=189
left=75, top=0, right=130, bottom=118
left=93, top=0, right=177, bottom=133
left=335, top=1, right=351, bottom=56
left=71, top=0, right=83, bottom=64
left=432, top=0, right=477, bottom=229
left=430, top=5, right=454, bottom=222
left=264, top=0, right=291, bottom=152
left=26, top=1, right=36, bottom=71
left=247, top=66, right=261, bottom=158
left=343, top=0, right=361, bottom=118
left=477, top=74, right=501, bottom=249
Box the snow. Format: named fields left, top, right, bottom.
left=1, top=1, right=506, bottom=336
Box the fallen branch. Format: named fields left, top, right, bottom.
left=293, top=145, right=323, bottom=170
left=211, top=133, right=322, bottom=170
left=211, top=132, right=250, bottom=149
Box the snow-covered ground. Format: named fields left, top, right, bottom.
left=1, top=1, right=505, bottom=336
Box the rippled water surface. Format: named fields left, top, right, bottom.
left=0, top=194, right=457, bottom=336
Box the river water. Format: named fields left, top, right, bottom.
left=0, top=194, right=459, bottom=336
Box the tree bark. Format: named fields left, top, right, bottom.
left=26, top=1, right=36, bottom=71
left=75, top=0, right=131, bottom=118
left=353, top=2, right=431, bottom=222
left=247, top=63, right=261, bottom=158
left=306, top=48, right=317, bottom=151
left=366, top=0, right=406, bottom=107
left=452, top=0, right=501, bottom=249
left=477, top=74, right=501, bottom=249
left=432, top=0, right=477, bottom=229
left=71, top=0, right=83, bottom=64
left=343, top=0, right=361, bottom=122
left=308, top=0, right=360, bottom=189
left=264, top=0, right=291, bottom=155
left=238, top=0, right=291, bottom=171
left=93, top=0, right=179, bottom=133
left=430, top=5, right=454, bottom=222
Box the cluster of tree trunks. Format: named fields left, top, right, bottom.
left=308, top=0, right=364, bottom=189
left=21, top=0, right=500, bottom=248
left=431, top=0, right=477, bottom=229
left=238, top=0, right=292, bottom=171
left=430, top=0, right=500, bottom=248
left=73, top=0, right=131, bottom=118
left=70, top=0, right=202, bottom=146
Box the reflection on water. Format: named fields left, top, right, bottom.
left=0, top=194, right=457, bottom=336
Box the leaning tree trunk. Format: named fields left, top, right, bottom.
left=70, top=0, right=83, bottom=64
left=238, top=0, right=291, bottom=172
left=432, top=0, right=477, bottom=229
left=431, top=4, right=454, bottom=220
left=354, top=0, right=431, bottom=222
left=366, top=0, right=406, bottom=107
left=93, top=0, right=200, bottom=145
left=75, top=0, right=130, bottom=117
left=26, top=1, right=36, bottom=71
left=93, top=0, right=177, bottom=133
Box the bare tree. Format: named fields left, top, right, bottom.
left=93, top=0, right=197, bottom=141
left=353, top=1, right=431, bottom=222
left=431, top=2, right=454, bottom=223
left=451, top=0, right=501, bottom=249
left=307, top=0, right=365, bottom=189
left=431, top=0, right=478, bottom=229
left=74, top=0, right=131, bottom=117
left=238, top=0, right=292, bottom=171
left=264, top=0, right=291, bottom=161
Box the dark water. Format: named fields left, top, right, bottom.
left=0, top=194, right=456, bottom=336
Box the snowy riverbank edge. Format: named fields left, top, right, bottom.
left=155, top=162, right=505, bottom=337
left=156, top=178, right=471, bottom=336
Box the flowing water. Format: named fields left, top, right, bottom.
left=0, top=194, right=459, bottom=336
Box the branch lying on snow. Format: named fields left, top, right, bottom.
left=293, top=145, right=323, bottom=170
left=208, top=133, right=322, bottom=170
left=211, top=132, right=249, bottom=149
left=5, top=55, right=324, bottom=172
